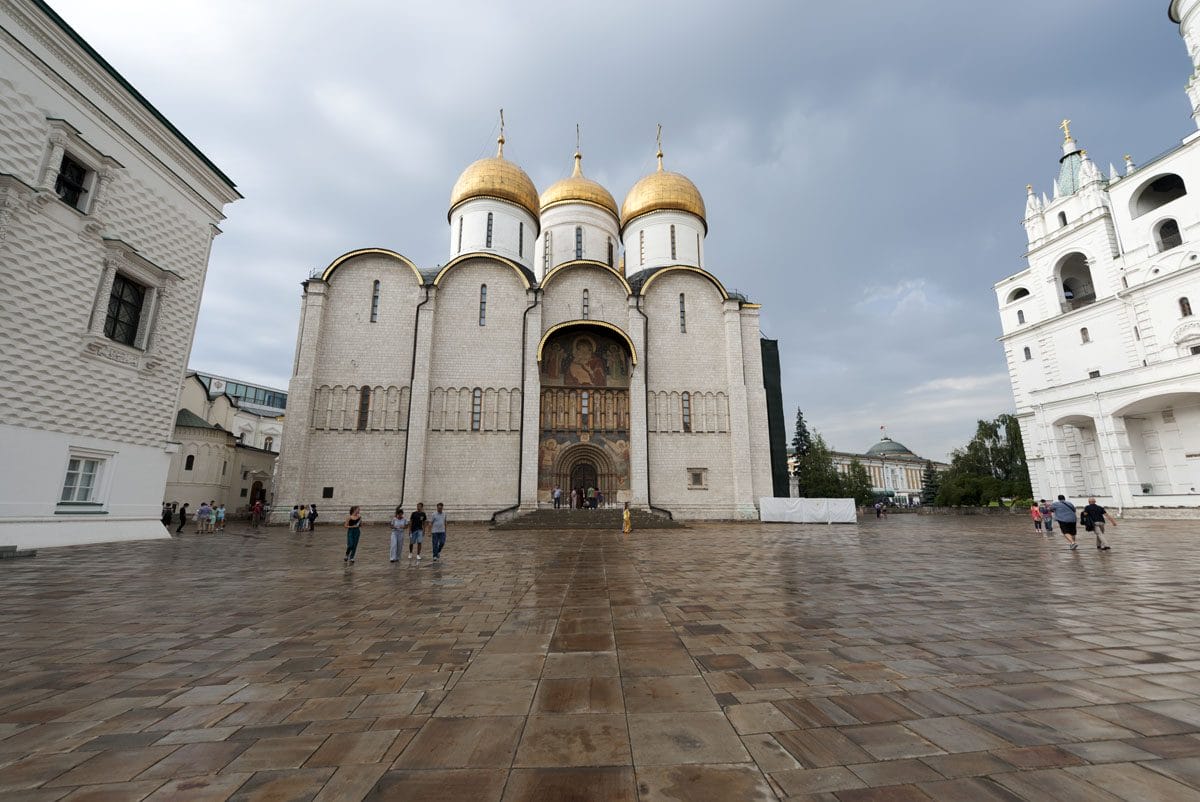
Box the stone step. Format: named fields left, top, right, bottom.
left=0, top=545, right=36, bottom=559
left=492, top=509, right=685, bottom=531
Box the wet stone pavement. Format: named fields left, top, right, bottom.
left=4, top=514, right=1200, bottom=800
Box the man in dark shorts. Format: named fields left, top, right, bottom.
left=1083, top=496, right=1116, bottom=550
left=1051, top=494, right=1078, bottom=550
left=408, top=502, right=427, bottom=561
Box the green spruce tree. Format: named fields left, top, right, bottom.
left=791, top=408, right=811, bottom=478
left=920, top=460, right=941, bottom=506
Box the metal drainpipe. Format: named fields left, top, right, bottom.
left=398, top=284, right=431, bottom=507
left=493, top=287, right=541, bottom=522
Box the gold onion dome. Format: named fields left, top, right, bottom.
left=448, top=133, right=539, bottom=220
left=540, top=152, right=619, bottom=219
left=620, top=148, right=706, bottom=230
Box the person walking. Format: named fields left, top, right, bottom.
left=431, top=502, right=447, bottom=562
left=196, top=501, right=211, bottom=534
left=175, top=503, right=189, bottom=533
left=289, top=505, right=300, bottom=532
left=1083, top=497, right=1116, bottom=550
left=622, top=501, right=632, bottom=536
left=1039, top=499, right=1055, bottom=535
left=409, top=502, right=427, bottom=561
left=215, top=503, right=226, bottom=532
left=161, top=504, right=174, bottom=528
left=251, top=499, right=263, bottom=530
left=1030, top=502, right=1043, bottom=533
left=596, top=489, right=605, bottom=509
left=389, top=507, right=406, bottom=563
left=874, top=501, right=883, bottom=519
left=553, top=485, right=562, bottom=509
left=343, top=506, right=363, bottom=563
left=1051, top=494, right=1078, bottom=550
left=309, top=504, right=319, bottom=531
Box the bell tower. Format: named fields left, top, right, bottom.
left=1170, top=0, right=1200, bottom=127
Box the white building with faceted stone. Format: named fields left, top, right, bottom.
left=0, top=0, right=239, bottom=547
left=274, top=136, right=788, bottom=521
left=994, top=1, right=1200, bottom=509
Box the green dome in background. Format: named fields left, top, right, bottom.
left=865, top=437, right=915, bottom=457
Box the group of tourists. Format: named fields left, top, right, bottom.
left=552, top=484, right=606, bottom=509
left=164, top=501, right=225, bottom=533
left=337, top=502, right=448, bottom=565
left=289, top=503, right=319, bottom=532
left=1031, top=495, right=1116, bottom=550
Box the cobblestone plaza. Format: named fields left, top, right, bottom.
left=5, top=516, right=1200, bottom=800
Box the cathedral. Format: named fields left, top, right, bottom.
left=273, top=130, right=787, bottom=521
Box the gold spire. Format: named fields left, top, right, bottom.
left=621, top=124, right=706, bottom=230
left=448, top=110, right=539, bottom=220
left=573, top=123, right=582, bottom=176
left=656, top=123, right=664, bottom=171
left=1059, top=118, right=1072, bottom=141
left=497, top=108, right=505, bottom=157
left=539, top=130, right=618, bottom=218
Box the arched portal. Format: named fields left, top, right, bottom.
left=537, top=323, right=633, bottom=505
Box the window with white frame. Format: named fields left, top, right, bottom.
left=575, top=226, right=583, bottom=259
left=60, top=456, right=102, bottom=503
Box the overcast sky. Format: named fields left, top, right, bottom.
left=53, top=0, right=1192, bottom=460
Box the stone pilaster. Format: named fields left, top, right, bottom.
left=272, top=281, right=326, bottom=521
left=628, top=297, right=649, bottom=507
left=1101, top=413, right=1141, bottom=509
left=723, top=301, right=755, bottom=517
left=740, top=308, right=772, bottom=506
left=402, top=286, right=436, bottom=508
left=519, top=290, right=542, bottom=511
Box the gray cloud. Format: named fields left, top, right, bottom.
left=53, top=0, right=1189, bottom=460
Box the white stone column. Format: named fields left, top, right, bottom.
left=519, top=290, right=542, bottom=511
left=38, top=136, right=67, bottom=193
left=88, top=256, right=120, bottom=336
left=272, top=281, right=326, bottom=521
left=723, top=301, right=755, bottom=517
left=740, top=309, right=772, bottom=507
left=402, top=286, right=436, bottom=508
left=1102, top=414, right=1141, bottom=509
left=627, top=297, right=649, bottom=507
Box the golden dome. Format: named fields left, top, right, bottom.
left=540, top=152, right=619, bottom=219
left=448, top=134, right=539, bottom=220
left=620, top=149, right=706, bottom=230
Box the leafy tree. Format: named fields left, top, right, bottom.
left=920, top=460, right=941, bottom=505
left=937, top=413, right=1032, bottom=505
left=795, top=433, right=843, bottom=498
left=841, top=458, right=875, bottom=506
left=791, top=408, right=812, bottom=476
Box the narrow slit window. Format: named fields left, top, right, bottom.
left=1016, top=310, right=1025, bottom=324
left=485, top=212, right=494, bottom=248
left=184, top=455, right=194, bottom=471
left=1023, top=347, right=1032, bottom=361
left=574, top=226, right=583, bottom=260
left=1080, top=327, right=1090, bottom=344
left=457, top=216, right=463, bottom=252
left=607, top=238, right=614, bottom=267
left=1181, top=297, right=1193, bottom=317
left=1134, top=326, right=1141, bottom=340
left=670, top=225, right=677, bottom=259
left=639, top=230, right=645, bottom=266
left=696, top=233, right=701, bottom=266
left=479, top=284, right=488, bottom=326
left=582, top=289, right=589, bottom=320
left=682, top=392, right=692, bottom=432
left=357, top=387, right=371, bottom=431
left=544, top=231, right=552, bottom=271
left=471, top=388, right=482, bottom=431
left=518, top=222, right=524, bottom=257
left=370, top=280, right=380, bottom=322
left=580, top=390, right=590, bottom=430
left=679, top=293, right=687, bottom=333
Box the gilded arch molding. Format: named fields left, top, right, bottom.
left=433, top=252, right=532, bottom=289
left=536, top=320, right=638, bottom=365
left=320, top=248, right=423, bottom=285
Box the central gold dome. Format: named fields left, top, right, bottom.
left=620, top=151, right=706, bottom=230
left=448, top=136, right=539, bottom=220
left=540, top=153, right=619, bottom=219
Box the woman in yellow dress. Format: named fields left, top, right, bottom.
left=622, top=501, right=632, bottom=536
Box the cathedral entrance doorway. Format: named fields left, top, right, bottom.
left=537, top=323, right=633, bottom=506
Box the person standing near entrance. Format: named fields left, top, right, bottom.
left=622, top=502, right=632, bottom=536
left=431, top=503, right=447, bottom=562
left=251, top=499, right=263, bottom=530
left=1083, top=497, right=1116, bottom=550
left=570, top=487, right=578, bottom=509
left=176, top=503, right=189, bottom=533
left=389, top=507, right=406, bottom=563
left=343, top=506, right=362, bottom=564
left=409, top=502, right=427, bottom=561
left=1051, top=494, right=1078, bottom=550
left=309, top=504, right=319, bottom=531
left=553, top=485, right=562, bottom=509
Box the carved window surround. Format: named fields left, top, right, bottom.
left=36, top=119, right=123, bottom=232
left=81, top=238, right=181, bottom=373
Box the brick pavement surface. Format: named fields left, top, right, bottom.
left=3, top=513, right=1200, bottom=800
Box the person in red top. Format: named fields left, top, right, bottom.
left=1030, top=502, right=1043, bottom=533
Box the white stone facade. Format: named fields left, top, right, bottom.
left=274, top=148, right=780, bottom=521
left=994, top=2, right=1200, bottom=509
left=0, top=1, right=239, bottom=547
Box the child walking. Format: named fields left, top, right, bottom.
left=389, top=507, right=406, bottom=563
left=1030, top=502, right=1042, bottom=533
left=344, top=506, right=362, bottom=564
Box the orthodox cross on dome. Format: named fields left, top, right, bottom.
left=1059, top=118, right=1072, bottom=141
left=656, top=123, right=664, bottom=171
left=497, top=108, right=506, bottom=157
left=574, top=123, right=583, bottom=175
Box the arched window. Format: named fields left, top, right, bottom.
left=485, top=213, right=494, bottom=248
left=1133, top=173, right=1187, bottom=218
left=1017, top=310, right=1025, bottom=324
left=607, top=238, right=614, bottom=267
left=681, top=392, right=692, bottom=432
left=479, top=284, right=487, bottom=326
left=1182, top=297, right=1194, bottom=317
left=582, top=289, right=589, bottom=320
left=471, top=388, right=482, bottom=431
left=518, top=222, right=524, bottom=257
left=679, top=293, right=687, bottom=333
left=639, top=230, right=645, bottom=266
left=1080, top=327, right=1090, bottom=344
left=357, top=387, right=371, bottom=431
left=457, top=216, right=463, bottom=252
left=1058, top=211, right=1068, bottom=227
left=575, top=226, right=583, bottom=259
left=1006, top=287, right=1030, bottom=303
left=184, top=454, right=194, bottom=471
left=544, top=231, right=552, bottom=271
left=1023, top=347, right=1032, bottom=361
left=1058, top=252, right=1096, bottom=312
left=1157, top=218, right=1183, bottom=252
left=264, top=436, right=273, bottom=451
left=670, top=225, right=677, bottom=259
left=370, top=280, right=380, bottom=323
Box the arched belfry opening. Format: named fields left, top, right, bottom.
left=537, top=323, right=633, bottom=505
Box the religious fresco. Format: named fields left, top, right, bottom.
left=540, top=330, right=630, bottom=388
left=536, top=431, right=631, bottom=502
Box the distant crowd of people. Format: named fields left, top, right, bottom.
left=551, top=484, right=607, bottom=509
left=288, top=503, right=319, bottom=532
left=162, top=500, right=227, bottom=533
